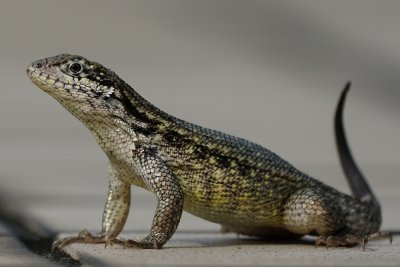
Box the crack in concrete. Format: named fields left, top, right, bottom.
left=0, top=194, right=81, bottom=266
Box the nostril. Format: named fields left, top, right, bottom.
left=33, top=62, right=43, bottom=69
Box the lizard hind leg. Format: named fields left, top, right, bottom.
left=283, top=187, right=344, bottom=238
left=283, top=187, right=392, bottom=249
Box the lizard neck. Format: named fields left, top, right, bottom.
left=117, top=82, right=175, bottom=126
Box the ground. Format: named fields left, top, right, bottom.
left=0, top=161, right=399, bottom=266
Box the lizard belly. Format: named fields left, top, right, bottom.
left=182, top=192, right=285, bottom=228
left=173, top=167, right=297, bottom=229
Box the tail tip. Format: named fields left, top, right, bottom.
left=344, top=80, right=352, bottom=91
left=344, top=81, right=352, bottom=91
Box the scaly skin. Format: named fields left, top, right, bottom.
left=27, top=54, right=389, bottom=250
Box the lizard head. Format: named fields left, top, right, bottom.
left=28, top=54, right=159, bottom=134
left=27, top=54, right=123, bottom=115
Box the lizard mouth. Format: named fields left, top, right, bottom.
left=27, top=64, right=70, bottom=92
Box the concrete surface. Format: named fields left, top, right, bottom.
left=0, top=236, right=56, bottom=267
left=61, top=232, right=396, bottom=266
left=1, top=161, right=399, bottom=266
left=1, top=0, right=400, bottom=266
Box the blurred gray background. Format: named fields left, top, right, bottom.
left=0, top=0, right=399, bottom=235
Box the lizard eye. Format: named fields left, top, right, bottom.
left=69, top=62, right=84, bottom=75
left=33, top=62, right=43, bottom=69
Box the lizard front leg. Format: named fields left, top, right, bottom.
left=122, top=144, right=184, bottom=249
left=53, top=163, right=131, bottom=250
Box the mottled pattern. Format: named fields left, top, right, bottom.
left=132, top=145, right=184, bottom=248
left=27, top=54, right=383, bottom=249
left=283, top=187, right=343, bottom=235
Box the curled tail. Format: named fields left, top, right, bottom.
left=335, top=82, right=379, bottom=204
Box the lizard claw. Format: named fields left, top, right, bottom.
left=315, top=231, right=392, bottom=251
left=51, top=230, right=162, bottom=250
left=315, top=234, right=367, bottom=250
left=51, top=229, right=106, bottom=251
left=367, top=231, right=393, bottom=244
left=114, top=234, right=164, bottom=249
left=315, top=235, right=328, bottom=248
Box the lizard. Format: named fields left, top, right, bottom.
left=27, top=54, right=391, bottom=250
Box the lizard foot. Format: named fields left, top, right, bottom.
left=52, top=230, right=166, bottom=250
left=315, top=231, right=392, bottom=251
left=113, top=234, right=166, bottom=249
left=367, top=231, right=393, bottom=244
left=52, top=229, right=109, bottom=251
left=315, top=234, right=368, bottom=250
left=121, top=236, right=163, bottom=249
